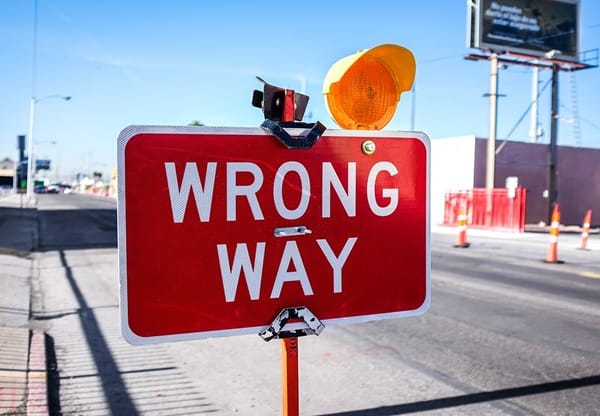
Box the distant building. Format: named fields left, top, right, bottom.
left=431, top=136, right=600, bottom=226
left=0, top=159, right=15, bottom=188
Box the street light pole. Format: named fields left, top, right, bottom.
left=25, top=95, right=71, bottom=200
left=26, top=97, right=36, bottom=199
left=27, top=0, right=38, bottom=201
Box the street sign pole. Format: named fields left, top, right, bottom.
left=282, top=337, right=299, bottom=416
left=259, top=306, right=325, bottom=416
left=280, top=90, right=300, bottom=416
left=278, top=89, right=306, bottom=416
left=278, top=88, right=301, bottom=416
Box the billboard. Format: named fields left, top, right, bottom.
left=35, top=159, right=51, bottom=171
left=468, top=0, right=580, bottom=61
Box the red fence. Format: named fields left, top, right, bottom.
left=444, top=188, right=527, bottom=232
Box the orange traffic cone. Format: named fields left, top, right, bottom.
left=579, top=209, right=592, bottom=250
left=454, top=206, right=470, bottom=248
left=545, top=203, right=561, bottom=263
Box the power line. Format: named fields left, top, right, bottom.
left=496, top=77, right=552, bottom=154
left=420, top=53, right=465, bottom=64
left=560, top=103, right=600, bottom=131
left=579, top=116, right=600, bottom=131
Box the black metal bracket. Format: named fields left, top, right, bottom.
left=259, top=306, right=325, bottom=342
left=252, top=77, right=310, bottom=121
left=261, top=120, right=326, bottom=149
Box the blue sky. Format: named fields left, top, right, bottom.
left=1, top=1, right=599, bottom=180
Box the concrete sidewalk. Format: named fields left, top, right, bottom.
left=0, top=193, right=47, bottom=415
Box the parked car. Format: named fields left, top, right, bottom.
left=59, top=183, right=73, bottom=194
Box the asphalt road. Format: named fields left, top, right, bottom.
left=32, top=193, right=600, bottom=415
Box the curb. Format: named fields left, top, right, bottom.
left=26, top=330, right=48, bottom=415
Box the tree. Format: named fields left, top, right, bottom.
left=188, top=120, right=204, bottom=127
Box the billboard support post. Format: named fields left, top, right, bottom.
left=486, top=53, right=499, bottom=226
left=549, top=64, right=560, bottom=223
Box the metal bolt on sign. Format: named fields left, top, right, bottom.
left=362, top=140, right=376, bottom=155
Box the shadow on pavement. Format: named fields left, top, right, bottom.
left=36, top=209, right=117, bottom=252
left=319, top=374, right=600, bottom=415
left=56, top=249, right=138, bottom=414
left=50, top=250, right=220, bottom=414
left=0, top=207, right=37, bottom=254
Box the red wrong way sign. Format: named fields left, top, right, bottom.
left=118, top=126, right=430, bottom=344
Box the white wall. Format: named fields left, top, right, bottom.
left=430, top=136, right=476, bottom=225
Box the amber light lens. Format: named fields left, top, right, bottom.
left=326, top=58, right=398, bottom=130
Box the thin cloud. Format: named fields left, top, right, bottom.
left=77, top=54, right=321, bottom=86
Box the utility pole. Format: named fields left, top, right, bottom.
left=529, top=65, right=539, bottom=143
left=410, top=81, right=416, bottom=131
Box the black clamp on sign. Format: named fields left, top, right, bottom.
left=252, top=77, right=326, bottom=149
left=260, top=120, right=326, bottom=149
left=259, top=307, right=325, bottom=342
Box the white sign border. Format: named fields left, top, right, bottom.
left=117, top=125, right=431, bottom=345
